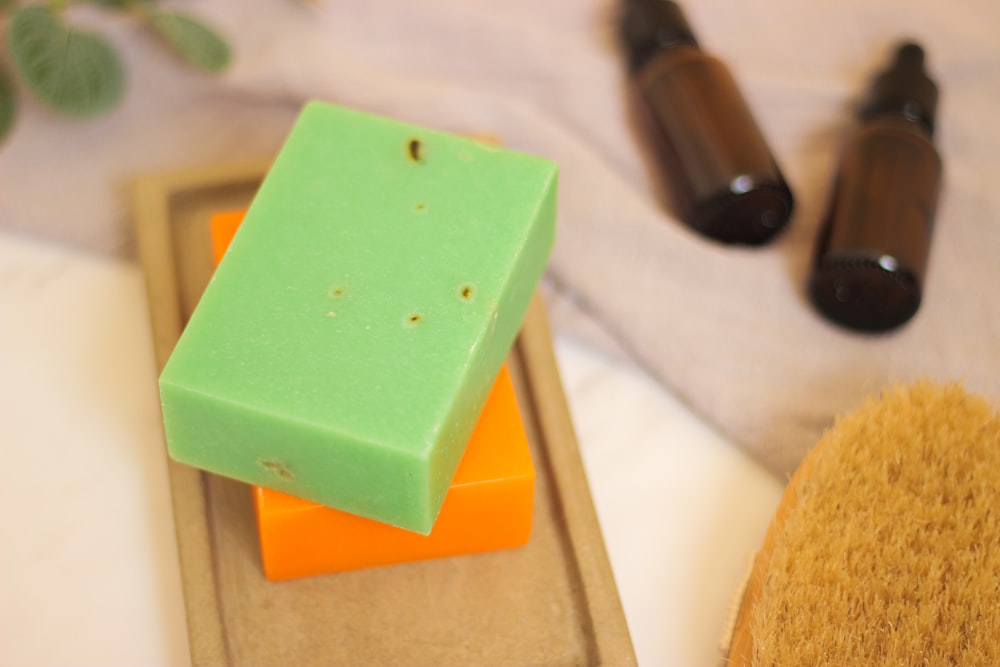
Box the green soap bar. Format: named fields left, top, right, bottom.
left=159, top=102, right=558, bottom=534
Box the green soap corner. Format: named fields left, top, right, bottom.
left=159, top=101, right=558, bottom=534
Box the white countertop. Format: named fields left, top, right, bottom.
left=0, top=230, right=784, bottom=666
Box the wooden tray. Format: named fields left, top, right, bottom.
left=134, top=161, right=635, bottom=666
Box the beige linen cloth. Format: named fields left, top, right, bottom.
left=3, top=0, right=997, bottom=474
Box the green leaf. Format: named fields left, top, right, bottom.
left=149, top=11, right=230, bottom=73
left=6, top=6, right=125, bottom=117
left=0, top=67, right=16, bottom=143
left=88, top=0, right=156, bottom=7
left=89, top=0, right=132, bottom=9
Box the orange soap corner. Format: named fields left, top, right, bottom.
left=209, top=209, right=247, bottom=266
left=210, top=208, right=535, bottom=581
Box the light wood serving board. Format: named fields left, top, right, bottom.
left=133, top=160, right=635, bottom=666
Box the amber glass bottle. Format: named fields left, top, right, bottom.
left=620, top=0, right=794, bottom=245
left=808, top=42, right=941, bottom=332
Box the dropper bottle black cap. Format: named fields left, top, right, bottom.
left=860, top=42, right=938, bottom=136
left=808, top=41, right=942, bottom=332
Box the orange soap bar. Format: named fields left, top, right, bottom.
left=209, top=211, right=535, bottom=580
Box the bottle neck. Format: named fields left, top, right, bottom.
left=859, top=42, right=938, bottom=138
left=620, top=0, right=700, bottom=73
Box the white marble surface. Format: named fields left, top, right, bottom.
left=0, top=230, right=784, bottom=666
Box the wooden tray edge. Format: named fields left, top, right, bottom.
left=517, top=296, right=637, bottom=665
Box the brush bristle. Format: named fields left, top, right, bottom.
left=748, top=381, right=1000, bottom=665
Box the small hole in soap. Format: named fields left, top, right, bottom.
left=404, top=313, right=423, bottom=327
left=414, top=202, right=427, bottom=213
left=329, top=286, right=346, bottom=298
left=459, top=284, right=474, bottom=301
left=407, top=138, right=423, bottom=163
left=259, top=459, right=295, bottom=481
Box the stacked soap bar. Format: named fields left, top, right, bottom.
left=210, top=211, right=535, bottom=580
left=159, top=101, right=558, bottom=535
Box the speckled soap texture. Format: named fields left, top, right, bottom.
left=159, top=101, right=558, bottom=534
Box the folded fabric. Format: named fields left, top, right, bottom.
left=2, top=0, right=997, bottom=474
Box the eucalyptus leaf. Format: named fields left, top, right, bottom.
left=90, top=0, right=132, bottom=9
left=6, top=6, right=125, bottom=117
left=90, top=0, right=157, bottom=7
left=0, top=67, right=16, bottom=143
left=149, top=11, right=230, bottom=73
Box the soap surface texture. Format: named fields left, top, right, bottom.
left=159, top=101, right=557, bottom=533
left=212, top=210, right=535, bottom=577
